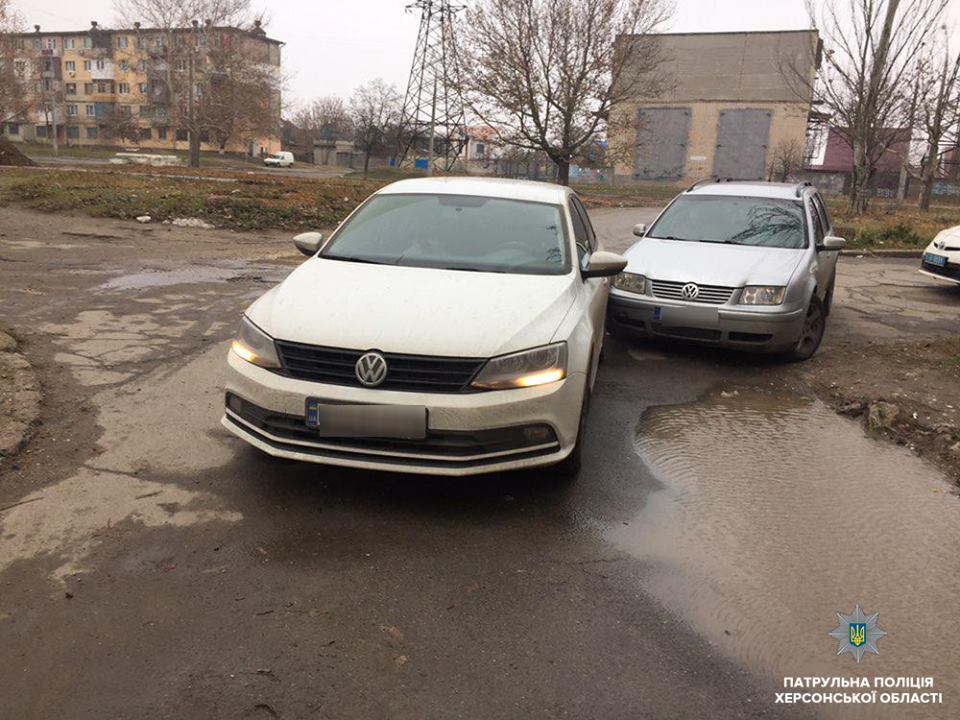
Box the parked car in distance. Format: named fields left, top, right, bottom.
left=264, top=151, right=295, bottom=168
left=608, top=180, right=845, bottom=361
left=919, top=226, right=960, bottom=286
left=223, top=177, right=627, bottom=477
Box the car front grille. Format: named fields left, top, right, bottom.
left=922, top=260, right=960, bottom=281
left=650, top=279, right=736, bottom=305
left=274, top=340, right=486, bottom=393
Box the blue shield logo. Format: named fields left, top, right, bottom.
left=849, top=623, right=867, bottom=648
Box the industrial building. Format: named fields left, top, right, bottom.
left=1, top=21, right=282, bottom=157
left=610, top=30, right=821, bottom=184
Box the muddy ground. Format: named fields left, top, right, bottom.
left=1, top=203, right=958, bottom=719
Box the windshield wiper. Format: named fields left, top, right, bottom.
left=322, top=255, right=390, bottom=266
left=650, top=235, right=696, bottom=242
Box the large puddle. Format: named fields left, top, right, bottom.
left=607, top=389, right=960, bottom=718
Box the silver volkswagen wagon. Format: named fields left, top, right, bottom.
left=608, top=181, right=845, bottom=361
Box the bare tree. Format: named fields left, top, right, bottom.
left=794, top=0, right=948, bottom=213
left=0, top=0, right=28, bottom=124
left=114, top=0, right=279, bottom=167
left=457, top=0, right=669, bottom=185
left=912, top=27, right=960, bottom=210
left=767, top=138, right=806, bottom=182
left=297, top=96, right=352, bottom=140
left=349, top=78, right=400, bottom=180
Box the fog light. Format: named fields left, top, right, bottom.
left=523, top=425, right=553, bottom=443
left=226, top=394, right=244, bottom=414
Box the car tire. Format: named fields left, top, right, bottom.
left=556, top=382, right=590, bottom=479
left=786, top=295, right=826, bottom=362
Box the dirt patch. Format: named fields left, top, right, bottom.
left=0, top=139, right=36, bottom=168
left=796, top=336, right=960, bottom=482
left=0, top=330, right=42, bottom=469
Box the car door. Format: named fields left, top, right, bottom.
left=569, top=195, right=607, bottom=380
left=811, top=192, right=840, bottom=281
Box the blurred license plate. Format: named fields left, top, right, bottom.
left=305, top=400, right=426, bottom=439
left=924, top=253, right=948, bottom=267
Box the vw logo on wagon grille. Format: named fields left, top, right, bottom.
left=355, top=352, right=388, bottom=387
left=680, top=283, right=700, bottom=300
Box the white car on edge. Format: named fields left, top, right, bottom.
left=920, top=226, right=960, bottom=286
left=222, top=177, right=627, bottom=477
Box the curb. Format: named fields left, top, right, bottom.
left=841, top=248, right=923, bottom=258
left=0, top=330, right=41, bottom=464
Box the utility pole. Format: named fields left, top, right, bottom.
left=427, top=73, right=437, bottom=176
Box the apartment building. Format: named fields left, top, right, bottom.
left=2, top=20, right=282, bottom=156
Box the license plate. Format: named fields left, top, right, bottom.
left=305, top=400, right=427, bottom=439
left=924, top=253, right=948, bottom=267
left=653, top=306, right=663, bottom=321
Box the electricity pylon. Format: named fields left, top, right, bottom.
left=396, top=1, right=468, bottom=173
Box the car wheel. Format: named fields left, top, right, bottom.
left=786, top=295, right=826, bottom=362
left=556, top=382, right=590, bottom=479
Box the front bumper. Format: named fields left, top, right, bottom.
left=919, top=255, right=960, bottom=286
left=222, top=350, right=585, bottom=476
left=607, top=291, right=806, bottom=352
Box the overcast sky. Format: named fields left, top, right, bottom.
left=13, top=0, right=960, bottom=111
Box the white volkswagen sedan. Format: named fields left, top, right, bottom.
left=222, top=177, right=626, bottom=477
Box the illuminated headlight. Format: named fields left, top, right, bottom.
left=472, top=342, right=567, bottom=390
left=231, top=316, right=281, bottom=368
left=740, top=286, right=786, bottom=305
left=613, top=272, right=647, bottom=294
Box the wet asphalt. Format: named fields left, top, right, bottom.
left=0, top=203, right=956, bottom=719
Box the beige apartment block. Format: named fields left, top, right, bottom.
left=2, top=21, right=282, bottom=156
left=609, top=30, right=820, bottom=184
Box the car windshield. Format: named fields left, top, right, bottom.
left=320, top=193, right=570, bottom=274
left=648, top=195, right=807, bottom=249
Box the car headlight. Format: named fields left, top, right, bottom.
left=231, top=316, right=281, bottom=368
left=613, top=272, right=647, bottom=294
left=739, top=286, right=786, bottom=305
left=471, top=342, right=567, bottom=390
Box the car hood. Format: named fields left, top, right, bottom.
left=929, top=226, right=960, bottom=253
left=246, top=258, right=578, bottom=358
left=623, top=238, right=805, bottom=286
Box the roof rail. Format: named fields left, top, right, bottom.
left=795, top=180, right=813, bottom=197
left=685, top=178, right=716, bottom=192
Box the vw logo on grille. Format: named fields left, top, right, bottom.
left=680, top=282, right=700, bottom=300
left=935, top=238, right=946, bottom=250
left=355, top=351, right=388, bottom=387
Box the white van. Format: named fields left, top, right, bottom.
left=264, top=151, right=294, bottom=168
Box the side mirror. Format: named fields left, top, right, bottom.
left=632, top=223, right=647, bottom=237
left=819, top=235, right=846, bottom=251
left=583, top=250, right=628, bottom=279
left=293, top=231, right=324, bottom=256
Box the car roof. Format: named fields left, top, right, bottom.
left=685, top=181, right=811, bottom=200
left=376, top=176, right=573, bottom=204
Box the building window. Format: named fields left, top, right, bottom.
left=117, top=36, right=129, bottom=49
left=138, top=60, right=147, bottom=72
left=32, top=38, right=40, bottom=50
left=83, top=60, right=92, bottom=71
left=14, top=60, right=25, bottom=74
left=64, top=37, right=75, bottom=49
left=85, top=105, right=96, bottom=117
left=65, top=60, right=76, bottom=72
left=157, top=126, right=167, bottom=140
left=67, top=125, right=80, bottom=139
left=175, top=128, right=188, bottom=141
left=154, top=37, right=164, bottom=48
left=97, top=81, right=111, bottom=93
left=96, top=59, right=105, bottom=70
left=118, top=82, right=130, bottom=94
left=174, top=59, right=186, bottom=71
left=86, top=126, right=98, bottom=139
left=81, top=37, right=92, bottom=49
left=138, top=83, right=148, bottom=93
left=7, top=123, right=19, bottom=135
left=43, top=60, right=53, bottom=72
left=46, top=38, right=56, bottom=50
left=119, top=60, right=129, bottom=72
left=84, top=83, right=94, bottom=95
left=65, top=83, right=77, bottom=95
left=119, top=105, right=132, bottom=116
left=66, top=104, right=78, bottom=116
left=36, top=125, right=47, bottom=138
left=139, top=127, right=151, bottom=140
left=135, top=36, right=145, bottom=49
